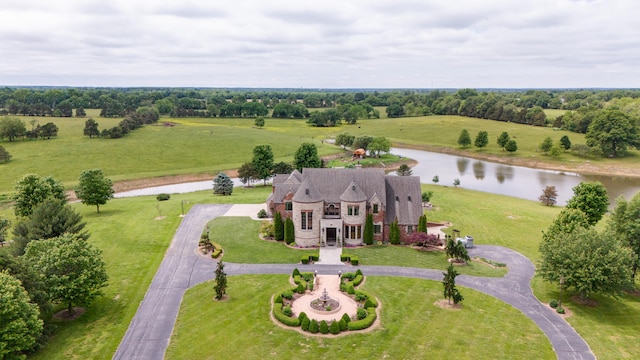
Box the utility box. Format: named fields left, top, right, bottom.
left=456, top=235, right=474, bottom=248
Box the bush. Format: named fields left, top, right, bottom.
left=340, top=254, right=351, bottom=262
left=352, top=274, right=363, bottom=286
left=330, top=320, right=341, bottom=334
left=257, top=209, right=268, bottom=218
left=301, top=255, right=309, bottom=264
left=556, top=307, right=565, bottom=314
left=296, top=283, right=306, bottom=294
left=339, top=282, right=347, bottom=292
left=283, top=305, right=292, bottom=317
left=309, top=319, right=319, bottom=333
left=260, top=221, right=274, bottom=238
left=364, top=298, right=375, bottom=309
left=298, top=311, right=308, bottom=323
left=310, top=254, right=319, bottom=261
left=292, top=268, right=301, bottom=277
left=282, top=290, right=293, bottom=300
left=357, top=308, right=367, bottom=320
left=351, top=256, right=359, bottom=266
left=356, top=290, right=378, bottom=308
left=355, top=269, right=363, bottom=276
left=273, top=305, right=300, bottom=327
left=355, top=291, right=367, bottom=302
left=156, top=193, right=171, bottom=201
left=301, top=272, right=314, bottom=282
left=319, top=320, right=329, bottom=334
left=339, top=318, right=348, bottom=331
left=549, top=299, right=559, bottom=309
left=274, top=294, right=283, bottom=304
left=347, top=284, right=355, bottom=295
left=348, top=308, right=377, bottom=331
left=210, top=242, right=222, bottom=258
left=342, top=272, right=356, bottom=281
left=341, top=313, right=351, bottom=324
left=301, top=317, right=310, bottom=331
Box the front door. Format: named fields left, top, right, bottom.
left=326, top=227, right=337, bottom=246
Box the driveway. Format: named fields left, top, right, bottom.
left=113, top=204, right=594, bottom=360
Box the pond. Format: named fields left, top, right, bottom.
left=392, top=148, right=640, bottom=206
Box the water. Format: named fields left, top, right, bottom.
left=391, top=148, right=640, bottom=206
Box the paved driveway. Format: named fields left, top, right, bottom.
left=113, top=204, right=594, bottom=360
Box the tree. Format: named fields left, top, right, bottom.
left=368, top=137, right=391, bottom=158
left=272, top=161, right=294, bottom=175
left=418, top=214, right=427, bottom=233
left=457, top=129, right=471, bottom=147
left=237, top=162, right=258, bottom=186
left=386, top=104, right=404, bottom=118
left=442, top=263, right=464, bottom=304
left=566, top=181, right=608, bottom=225
left=252, top=145, right=274, bottom=185
left=254, top=117, right=265, bottom=128
left=505, top=139, right=518, bottom=153
left=74, top=169, right=114, bottom=213
left=335, top=133, right=355, bottom=149
left=538, top=227, right=634, bottom=300
left=0, top=271, right=43, bottom=359
left=539, top=186, right=558, bottom=206
left=0, top=217, right=10, bottom=247
left=396, top=164, right=412, bottom=176
left=389, top=220, right=400, bottom=245
left=39, top=122, right=58, bottom=139
left=445, top=238, right=470, bottom=263
left=432, top=175, right=439, bottom=184
left=585, top=109, right=639, bottom=157
left=453, top=178, right=460, bottom=187
left=75, top=107, right=86, bottom=117
left=497, top=131, right=510, bottom=150
left=548, top=143, right=563, bottom=157
left=293, top=143, right=321, bottom=172
left=12, top=198, right=89, bottom=256
left=273, top=212, right=284, bottom=241
left=214, top=260, right=227, bottom=300
left=83, top=118, right=100, bottom=138
left=284, top=217, right=295, bottom=244
left=0, top=145, right=11, bottom=163
left=539, top=137, right=554, bottom=154
left=213, top=172, right=234, bottom=196
left=0, top=116, right=27, bottom=141
left=24, top=233, right=109, bottom=315
left=474, top=131, right=489, bottom=148
left=363, top=214, right=374, bottom=245
left=11, top=174, right=66, bottom=218
left=0, top=253, right=51, bottom=320
left=560, top=135, right=572, bottom=150
left=352, top=135, right=374, bottom=151
left=542, top=208, right=591, bottom=245
left=608, top=193, right=640, bottom=282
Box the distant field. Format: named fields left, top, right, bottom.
left=543, top=108, right=567, bottom=120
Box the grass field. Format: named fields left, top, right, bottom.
left=165, top=275, right=555, bottom=360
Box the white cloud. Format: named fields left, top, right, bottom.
left=0, top=0, right=639, bottom=87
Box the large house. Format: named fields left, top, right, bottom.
left=267, top=168, right=422, bottom=247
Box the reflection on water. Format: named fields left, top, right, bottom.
left=393, top=148, right=640, bottom=205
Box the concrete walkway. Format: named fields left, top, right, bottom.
left=316, top=246, right=343, bottom=265
left=113, top=204, right=595, bottom=360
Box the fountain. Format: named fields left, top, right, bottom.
left=310, top=288, right=341, bottom=314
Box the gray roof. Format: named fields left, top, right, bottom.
left=340, top=181, right=367, bottom=202
left=292, top=178, right=323, bottom=203
left=301, top=168, right=387, bottom=205
left=385, top=175, right=422, bottom=225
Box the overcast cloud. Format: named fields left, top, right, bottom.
left=0, top=0, right=638, bottom=88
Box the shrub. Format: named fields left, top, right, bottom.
left=274, top=294, right=283, bottom=304
left=355, top=269, right=363, bottom=276
left=351, top=256, right=359, bottom=266
left=342, top=272, right=356, bottom=281
left=364, top=298, right=375, bottom=309
left=156, top=193, right=171, bottom=201
left=257, top=209, right=267, bottom=218
left=301, top=255, right=309, bottom=264
left=357, top=308, right=367, bottom=320
left=352, top=274, right=363, bottom=286
left=282, top=290, right=293, bottom=300
left=309, top=319, right=319, bottom=333
left=273, top=305, right=300, bottom=327
left=339, top=282, right=347, bottom=292
left=260, top=221, right=274, bottom=238
left=355, top=291, right=367, bottom=302
left=549, top=299, right=559, bottom=309
left=341, top=313, right=351, bottom=324
left=347, top=284, right=355, bottom=295
left=319, top=320, right=329, bottom=334
left=339, top=318, right=348, bottom=331
left=296, top=283, right=306, bottom=294
left=301, top=317, right=310, bottom=331
left=210, top=242, right=222, bottom=258
left=301, top=272, right=314, bottom=282
left=310, top=254, right=319, bottom=261
left=298, top=312, right=308, bottom=323
left=356, top=290, right=378, bottom=308
left=325, top=306, right=332, bottom=311
left=283, top=305, right=292, bottom=317
left=340, top=254, right=351, bottom=262
left=292, top=268, right=301, bottom=277
left=330, top=320, right=341, bottom=334
left=557, top=307, right=565, bottom=314
left=348, top=308, right=377, bottom=331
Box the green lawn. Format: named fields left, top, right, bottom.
left=166, top=275, right=554, bottom=360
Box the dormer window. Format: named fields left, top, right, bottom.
left=372, top=204, right=379, bottom=214
left=408, top=196, right=412, bottom=202
left=285, top=201, right=292, bottom=211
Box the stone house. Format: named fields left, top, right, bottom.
left=267, top=168, right=422, bottom=247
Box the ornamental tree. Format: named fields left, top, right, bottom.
left=457, top=129, right=471, bottom=147
left=273, top=212, right=284, bottom=241
left=539, top=186, right=558, bottom=206
left=213, top=172, right=234, bottom=196
left=474, top=131, right=489, bottom=148
left=497, top=131, right=510, bottom=150
left=75, top=169, right=114, bottom=213
left=24, top=233, right=109, bottom=315
left=396, top=164, right=412, bottom=176
left=442, top=263, right=464, bottom=305
left=566, top=181, right=608, bottom=225
left=214, top=260, right=227, bottom=300
left=363, top=214, right=374, bottom=245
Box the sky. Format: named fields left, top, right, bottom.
left=1, top=0, right=639, bottom=89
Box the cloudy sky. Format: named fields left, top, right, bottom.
left=1, top=0, right=638, bottom=88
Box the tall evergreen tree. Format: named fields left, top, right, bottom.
left=389, top=220, right=400, bottom=245
left=284, top=218, right=295, bottom=244
left=363, top=214, right=374, bottom=245
left=418, top=214, right=427, bottom=233
left=213, top=172, right=234, bottom=196
left=214, top=260, right=227, bottom=300
left=273, top=212, right=284, bottom=241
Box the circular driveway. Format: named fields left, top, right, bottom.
left=113, top=204, right=594, bottom=360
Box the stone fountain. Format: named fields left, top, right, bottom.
left=310, top=288, right=341, bottom=314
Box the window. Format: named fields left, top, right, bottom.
left=285, top=202, right=292, bottom=211
left=348, top=205, right=359, bottom=216
left=325, top=204, right=339, bottom=216
left=372, top=204, right=379, bottom=214
left=344, top=225, right=362, bottom=239
left=301, top=211, right=313, bottom=230
left=374, top=224, right=382, bottom=234
left=407, top=225, right=414, bottom=234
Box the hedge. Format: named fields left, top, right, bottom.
left=350, top=256, right=359, bottom=265
left=210, top=242, right=223, bottom=259
left=301, top=255, right=310, bottom=264
left=347, top=308, right=377, bottom=331
left=340, top=254, right=351, bottom=262
left=352, top=274, right=364, bottom=286
left=273, top=305, right=301, bottom=327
